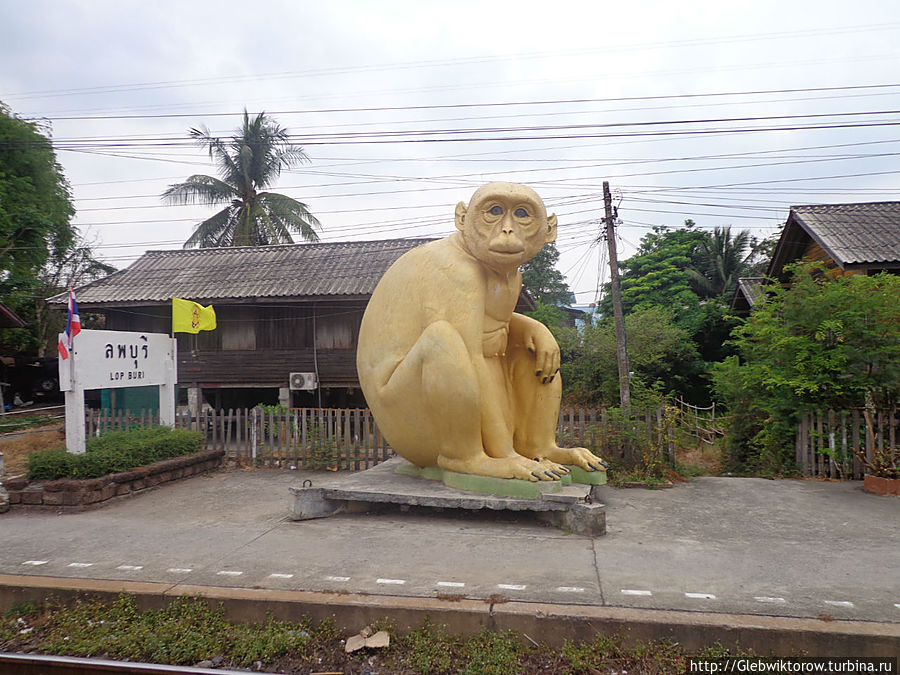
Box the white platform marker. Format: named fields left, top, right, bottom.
left=167, top=568, right=193, bottom=574
left=67, top=562, right=93, bottom=568
left=621, top=589, right=652, bottom=596
left=116, top=565, right=143, bottom=571
left=377, top=578, right=406, bottom=585
left=216, top=570, right=243, bottom=577
left=437, top=581, right=465, bottom=588
left=754, top=596, right=786, bottom=604
left=824, top=600, right=854, bottom=609
left=324, top=575, right=350, bottom=582
left=22, top=560, right=48, bottom=566
left=685, top=592, right=716, bottom=600
left=557, top=586, right=586, bottom=593
left=269, top=573, right=294, bottom=579
left=497, top=584, right=526, bottom=591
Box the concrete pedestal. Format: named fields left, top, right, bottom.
left=289, top=457, right=606, bottom=536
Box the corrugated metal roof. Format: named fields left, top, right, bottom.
left=52, top=239, right=432, bottom=306
left=790, top=202, right=900, bottom=265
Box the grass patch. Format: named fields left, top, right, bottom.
left=25, top=426, right=205, bottom=480
left=1, top=595, right=756, bottom=674
left=0, top=427, right=65, bottom=475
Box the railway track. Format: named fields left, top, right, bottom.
left=0, top=653, right=254, bottom=674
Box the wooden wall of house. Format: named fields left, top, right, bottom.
left=102, top=301, right=367, bottom=388
left=801, top=241, right=865, bottom=277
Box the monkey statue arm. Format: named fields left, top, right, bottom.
left=508, top=312, right=560, bottom=383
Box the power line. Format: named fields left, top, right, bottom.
left=19, top=82, right=900, bottom=120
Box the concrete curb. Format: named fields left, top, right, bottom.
left=1, top=574, right=897, bottom=657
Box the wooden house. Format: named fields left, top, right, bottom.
left=50, top=239, right=536, bottom=411
left=768, top=202, right=900, bottom=282
left=730, top=276, right=765, bottom=317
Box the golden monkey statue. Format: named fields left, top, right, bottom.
left=357, top=182, right=607, bottom=483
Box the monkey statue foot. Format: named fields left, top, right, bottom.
left=437, top=453, right=562, bottom=482
left=535, top=446, right=609, bottom=473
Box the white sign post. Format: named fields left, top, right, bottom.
left=58, top=329, right=177, bottom=454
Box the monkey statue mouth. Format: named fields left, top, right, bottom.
left=489, top=246, right=525, bottom=255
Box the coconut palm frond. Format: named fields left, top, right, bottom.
left=688, top=226, right=753, bottom=298
left=182, top=205, right=240, bottom=249
left=162, top=175, right=237, bottom=206
left=259, top=192, right=321, bottom=243
left=167, top=111, right=319, bottom=248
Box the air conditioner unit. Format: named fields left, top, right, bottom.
left=289, top=372, right=318, bottom=391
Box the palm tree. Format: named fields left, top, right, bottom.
left=163, top=111, right=320, bottom=248
left=687, top=226, right=751, bottom=298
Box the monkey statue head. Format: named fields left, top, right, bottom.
left=454, top=182, right=558, bottom=273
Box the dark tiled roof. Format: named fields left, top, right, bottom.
left=789, top=202, right=900, bottom=265
left=51, top=239, right=432, bottom=306
left=736, top=277, right=765, bottom=307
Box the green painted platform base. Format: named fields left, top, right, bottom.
left=567, top=465, right=608, bottom=485
left=394, top=460, right=606, bottom=498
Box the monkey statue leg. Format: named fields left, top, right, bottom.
left=364, top=320, right=559, bottom=481
left=507, top=342, right=608, bottom=473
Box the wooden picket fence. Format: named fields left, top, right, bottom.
left=556, top=406, right=675, bottom=466
left=85, top=405, right=672, bottom=470
left=796, top=408, right=899, bottom=480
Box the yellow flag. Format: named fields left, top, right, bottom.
left=172, top=298, right=216, bottom=333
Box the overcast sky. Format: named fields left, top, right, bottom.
left=3, top=0, right=900, bottom=304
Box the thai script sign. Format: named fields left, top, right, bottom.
left=58, top=329, right=177, bottom=454
left=59, top=329, right=175, bottom=391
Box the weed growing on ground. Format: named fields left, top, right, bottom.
left=1, top=594, right=757, bottom=674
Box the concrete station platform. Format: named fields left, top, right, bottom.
left=0, top=467, right=898, bottom=655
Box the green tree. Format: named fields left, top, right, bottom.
left=524, top=301, right=565, bottom=329
left=0, top=102, right=82, bottom=355
left=712, top=263, right=900, bottom=473
left=597, top=223, right=707, bottom=330
left=595, top=222, right=741, bottom=389
left=0, top=103, right=75, bottom=283
left=520, top=242, right=572, bottom=306
left=560, top=306, right=704, bottom=406
left=163, top=111, right=320, bottom=248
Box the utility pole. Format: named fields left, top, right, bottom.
left=603, top=181, right=631, bottom=411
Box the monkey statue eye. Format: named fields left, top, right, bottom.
left=514, top=207, right=529, bottom=218
left=488, top=205, right=503, bottom=216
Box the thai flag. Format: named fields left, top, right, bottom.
left=57, top=287, right=81, bottom=360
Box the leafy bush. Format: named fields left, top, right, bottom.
left=24, top=448, right=75, bottom=481
left=712, top=264, right=900, bottom=474
left=26, top=426, right=205, bottom=480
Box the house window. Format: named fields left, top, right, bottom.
left=315, top=309, right=362, bottom=350
left=221, top=307, right=256, bottom=351
left=256, top=306, right=313, bottom=349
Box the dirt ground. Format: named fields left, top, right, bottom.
left=0, top=425, right=65, bottom=476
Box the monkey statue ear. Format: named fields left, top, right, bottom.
left=454, top=202, right=467, bottom=231
left=545, top=213, right=558, bottom=243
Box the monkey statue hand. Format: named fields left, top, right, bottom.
left=510, top=313, right=560, bottom=384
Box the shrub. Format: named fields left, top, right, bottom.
left=25, top=448, right=75, bottom=480
left=26, top=426, right=205, bottom=480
